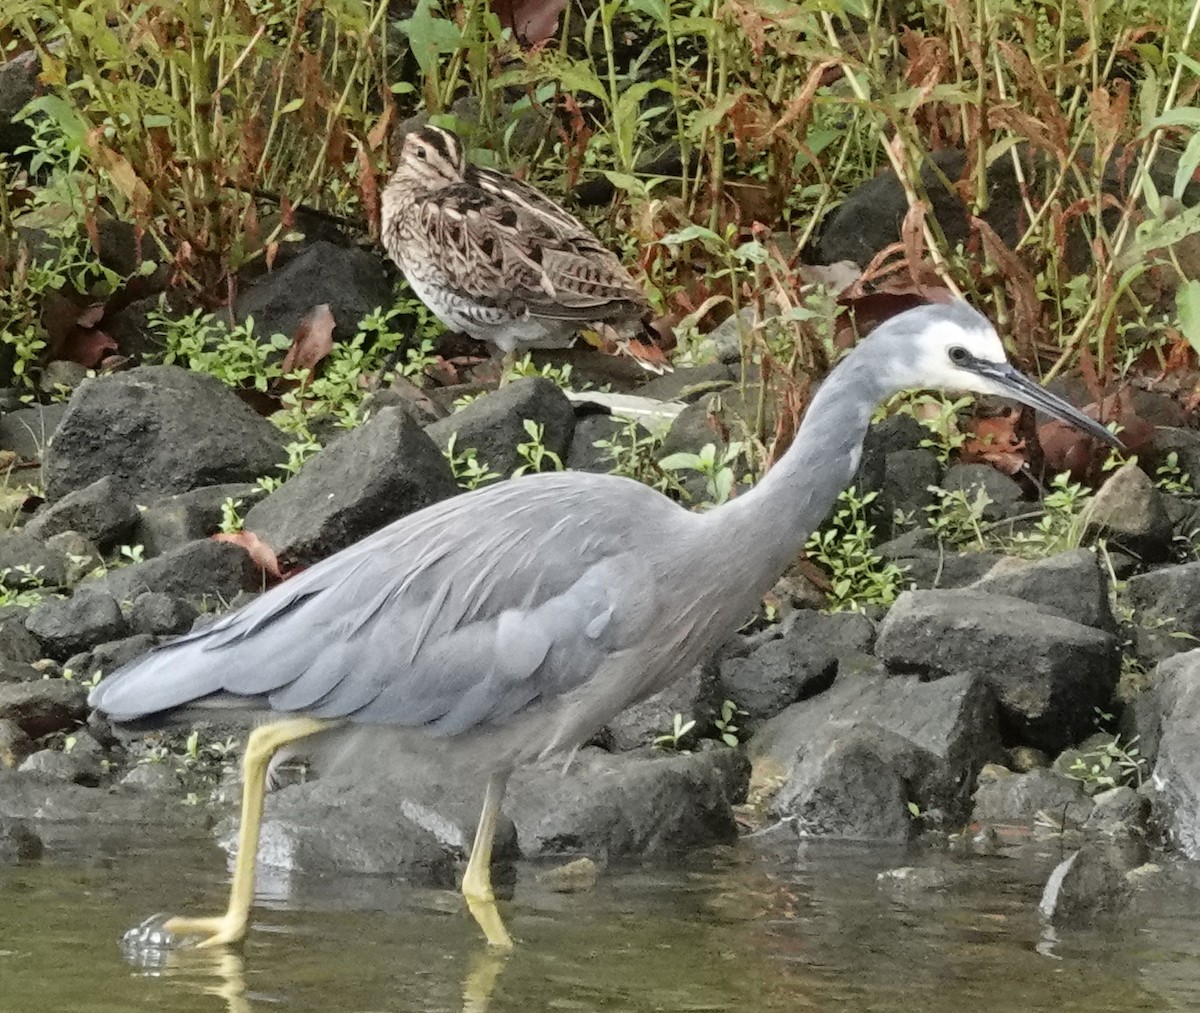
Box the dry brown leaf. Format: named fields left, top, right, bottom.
left=963, top=410, right=1026, bottom=474
left=491, top=0, right=566, bottom=44
left=357, top=143, right=380, bottom=240
left=282, top=303, right=336, bottom=374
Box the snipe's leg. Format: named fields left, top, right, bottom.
left=159, top=717, right=332, bottom=948
left=462, top=770, right=513, bottom=948
left=497, top=349, right=518, bottom=386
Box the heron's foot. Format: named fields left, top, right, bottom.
left=120, top=912, right=246, bottom=952
left=464, top=889, right=514, bottom=950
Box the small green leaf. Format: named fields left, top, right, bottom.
left=1178, top=280, right=1200, bottom=356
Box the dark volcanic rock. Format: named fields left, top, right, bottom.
left=0, top=607, right=43, bottom=664
left=970, top=765, right=1093, bottom=826
left=505, top=748, right=747, bottom=860
left=135, top=483, right=265, bottom=557
left=1127, top=562, right=1200, bottom=643
left=876, top=589, right=1120, bottom=752
left=246, top=407, right=458, bottom=568
left=1039, top=846, right=1133, bottom=925
left=0, top=768, right=205, bottom=828
left=940, top=463, right=1024, bottom=519
left=126, top=592, right=199, bottom=637
left=0, top=532, right=68, bottom=588
left=233, top=241, right=394, bottom=344
left=876, top=449, right=941, bottom=529
left=42, top=366, right=286, bottom=501
left=85, top=539, right=259, bottom=606
left=0, top=819, right=43, bottom=863
left=970, top=549, right=1114, bottom=632
left=566, top=412, right=635, bottom=474
left=751, top=672, right=1000, bottom=833
left=1085, top=462, right=1174, bottom=561
left=855, top=415, right=928, bottom=498
left=605, top=666, right=706, bottom=752
left=0, top=53, right=38, bottom=158
left=1149, top=649, right=1200, bottom=857
left=25, top=592, right=129, bottom=661
left=876, top=530, right=1005, bottom=590
left=19, top=748, right=101, bottom=786
left=0, top=403, right=68, bottom=460
left=0, top=680, right=87, bottom=738
left=0, top=719, right=35, bottom=769
left=715, top=611, right=873, bottom=727
left=425, top=378, right=576, bottom=481
left=64, top=633, right=158, bottom=681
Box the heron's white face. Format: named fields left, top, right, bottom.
left=909, top=317, right=1011, bottom=397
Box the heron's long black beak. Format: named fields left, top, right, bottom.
left=968, top=358, right=1124, bottom=449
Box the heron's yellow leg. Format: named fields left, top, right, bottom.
left=461, top=948, right=510, bottom=1013
left=462, top=771, right=513, bottom=949
left=162, top=717, right=332, bottom=948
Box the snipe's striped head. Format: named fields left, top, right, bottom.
left=397, top=125, right=466, bottom=189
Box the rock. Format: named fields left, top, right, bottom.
left=1007, top=746, right=1050, bottom=772
left=855, top=415, right=928, bottom=496
left=1143, top=427, right=1200, bottom=485
left=0, top=403, right=67, bottom=460
left=84, top=539, right=259, bottom=606
left=0, top=52, right=38, bottom=158
left=535, top=856, right=599, bottom=893
left=0, top=532, right=68, bottom=588
left=18, top=748, right=101, bottom=786
left=636, top=363, right=736, bottom=402
left=24, top=592, right=129, bottom=661
left=1126, top=562, right=1200, bottom=642
left=425, top=378, right=576, bottom=481
left=940, top=463, right=1024, bottom=519
left=233, top=241, right=394, bottom=344
left=970, top=765, right=1093, bottom=826
left=0, top=768, right=205, bottom=828
left=1084, top=786, right=1150, bottom=836
left=0, top=658, right=37, bottom=683
left=24, top=478, right=139, bottom=553
left=605, top=666, right=705, bottom=752
left=0, top=820, right=43, bottom=863
left=240, top=779, right=457, bottom=886
left=126, top=592, right=199, bottom=637
left=970, top=549, right=1114, bottom=632
left=64, top=634, right=157, bottom=681
left=120, top=763, right=180, bottom=792
left=0, top=607, right=42, bottom=663
left=566, top=412, right=635, bottom=473
left=875, top=531, right=1005, bottom=589
left=0, top=719, right=34, bottom=768
left=1148, top=649, right=1200, bottom=857
left=42, top=366, right=286, bottom=501
left=1038, top=846, right=1133, bottom=925
left=876, top=448, right=941, bottom=529
left=876, top=590, right=1120, bottom=752
left=45, top=532, right=104, bottom=585
left=1085, top=462, right=1174, bottom=561
left=246, top=407, right=458, bottom=568
left=751, top=672, right=1000, bottom=829
left=715, top=611, right=873, bottom=727
left=0, top=680, right=87, bottom=738
left=135, top=483, right=265, bottom=557
left=505, top=747, right=748, bottom=860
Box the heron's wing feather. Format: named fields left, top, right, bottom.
left=90, top=474, right=675, bottom=734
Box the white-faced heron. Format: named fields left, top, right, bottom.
left=88, top=300, right=1119, bottom=950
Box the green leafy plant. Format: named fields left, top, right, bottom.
left=219, top=497, right=246, bottom=535
left=806, top=486, right=908, bottom=611
left=593, top=418, right=683, bottom=495
left=512, top=420, right=564, bottom=476
left=925, top=485, right=995, bottom=549
left=1065, top=736, right=1149, bottom=792
left=713, top=699, right=747, bottom=747
left=444, top=433, right=501, bottom=490
left=653, top=712, right=696, bottom=752
left=1008, top=473, right=1093, bottom=558
left=659, top=441, right=745, bottom=507
left=1155, top=451, right=1194, bottom=495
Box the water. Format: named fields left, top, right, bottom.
left=3, top=828, right=1200, bottom=1012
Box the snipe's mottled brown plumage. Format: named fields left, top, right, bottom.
left=380, top=125, right=649, bottom=363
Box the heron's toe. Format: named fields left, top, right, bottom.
left=120, top=912, right=241, bottom=954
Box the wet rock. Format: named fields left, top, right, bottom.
left=0, top=820, right=43, bottom=863
left=64, top=634, right=158, bottom=681
left=120, top=762, right=179, bottom=792
left=605, top=666, right=705, bottom=752
left=0, top=403, right=66, bottom=460
left=535, top=856, right=599, bottom=893
left=244, top=779, right=457, bottom=886
left=25, top=591, right=129, bottom=661
left=970, top=764, right=1092, bottom=826
left=940, top=463, right=1024, bottom=519
left=752, top=672, right=1000, bottom=830
left=43, top=366, right=286, bottom=501
left=1007, top=746, right=1050, bottom=772
left=126, top=592, right=199, bottom=637
left=19, top=748, right=101, bottom=786
left=23, top=476, right=140, bottom=551
left=1085, top=462, right=1174, bottom=561
left=1084, top=786, right=1150, bottom=836
left=1148, top=649, right=1200, bottom=856
left=1127, top=562, right=1200, bottom=643
left=715, top=611, right=872, bottom=727
left=876, top=589, right=1120, bottom=752
left=246, top=407, right=458, bottom=568
left=0, top=719, right=34, bottom=768
left=84, top=539, right=259, bottom=606
left=566, top=412, right=633, bottom=473
left=0, top=532, right=69, bottom=588
left=970, top=549, right=1114, bottom=632
left=134, top=483, right=265, bottom=557
left=0, top=680, right=87, bottom=738
left=0, top=607, right=42, bottom=664
left=233, top=241, right=394, bottom=344
left=426, top=378, right=576, bottom=481
left=45, top=532, right=104, bottom=585
left=505, top=747, right=748, bottom=860
left=0, top=768, right=205, bottom=827
left=1039, top=845, right=1133, bottom=925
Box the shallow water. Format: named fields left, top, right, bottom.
left=4, top=828, right=1200, bottom=1013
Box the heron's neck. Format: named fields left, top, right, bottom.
left=707, top=358, right=887, bottom=588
